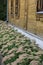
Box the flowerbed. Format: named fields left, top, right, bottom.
left=0, top=21, right=43, bottom=65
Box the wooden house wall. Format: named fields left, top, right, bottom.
left=8, top=0, right=43, bottom=39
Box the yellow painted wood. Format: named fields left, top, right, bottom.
left=8, top=0, right=43, bottom=38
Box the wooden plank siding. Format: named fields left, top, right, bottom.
left=8, top=0, right=43, bottom=39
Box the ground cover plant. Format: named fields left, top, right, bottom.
left=0, top=21, right=43, bottom=65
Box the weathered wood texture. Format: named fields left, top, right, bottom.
left=8, top=0, right=43, bottom=38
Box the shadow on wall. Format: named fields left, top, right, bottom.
left=0, top=0, right=7, bottom=21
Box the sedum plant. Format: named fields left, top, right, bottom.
left=0, top=22, right=43, bottom=65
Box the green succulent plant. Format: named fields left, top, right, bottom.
left=0, top=22, right=43, bottom=65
